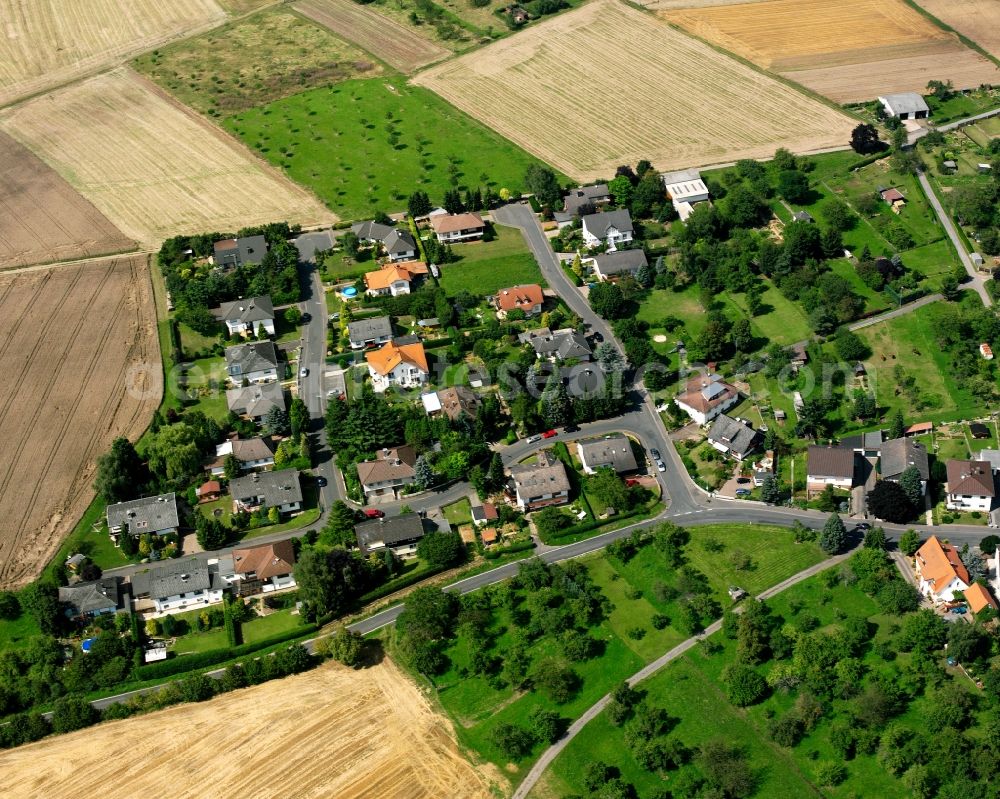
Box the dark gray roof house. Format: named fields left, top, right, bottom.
left=591, top=249, right=648, bottom=280
left=382, top=229, right=417, bottom=257
left=530, top=329, right=592, bottom=361
left=581, top=209, right=634, bottom=237
left=707, top=414, right=762, bottom=460
left=577, top=435, right=638, bottom=474
left=59, top=578, right=122, bottom=618
left=880, top=437, right=929, bottom=481
left=226, top=341, right=279, bottom=381
left=106, top=493, right=179, bottom=537
left=564, top=183, right=611, bottom=215
left=351, top=220, right=396, bottom=242
left=229, top=470, right=303, bottom=510
left=225, top=381, right=286, bottom=419
left=791, top=211, right=814, bottom=223
left=131, top=560, right=212, bottom=601
left=215, top=295, right=274, bottom=325
left=214, top=235, right=269, bottom=268
left=355, top=512, right=427, bottom=555
left=347, top=315, right=393, bottom=347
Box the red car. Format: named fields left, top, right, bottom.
left=542, top=429, right=558, bottom=439
left=363, top=508, right=384, bottom=519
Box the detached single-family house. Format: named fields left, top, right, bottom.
left=878, top=92, right=930, bottom=120
left=363, top=262, right=429, bottom=297
left=213, top=235, right=268, bottom=268
left=210, top=435, right=277, bottom=475
left=471, top=502, right=499, bottom=527
left=661, top=168, right=711, bottom=221
left=806, top=446, right=856, bottom=497
left=563, top=184, right=611, bottom=216
left=577, top=435, right=638, bottom=474
left=365, top=338, right=429, bottom=392
left=880, top=187, right=906, bottom=212
left=707, top=415, right=762, bottom=462
left=945, top=459, right=995, bottom=511
left=229, top=470, right=303, bottom=515
left=225, top=382, right=285, bottom=423
left=674, top=372, right=740, bottom=426
left=382, top=229, right=418, bottom=262
left=347, top=315, right=393, bottom=350
left=356, top=445, right=417, bottom=500
left=581, top=209, right=634, bottom=251
left=215, top=295, right=275, bottom=338
left=509, top=451, right=570, bottom=512
left=430, top=212, right=485, bottom=242
left=880, top=437, right=929, bottom=495
left=421, top=386, right=480, bottom=421
left=495, top=284, right=544, bottom=318
left=355, top=512, right=427, bottom=556
left=131, top=560, right=226, bottom=614
left=971, top=422, right=992, bottom=439
left=225, top=340, right=279, bottom=385
left=196, top=480, right=223, bottom=502
left=106, top=493, right=179, bottom=544
left=530, top=328, right=592, bottom=362
left=59, top=578, right=123, bottom=619
left=590, top=249, right=648, bottom=282
left=232, top=539, right=296, bottom=595
left=352, top=220, right=395, bottom=245
left=915, top=535, right=970, bottom=603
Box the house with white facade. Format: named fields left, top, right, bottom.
left=225, top=341, right=279, bottom=386
left=106, top=494, right=179, bottom=545
left=365, top=338, right=429, bottom=392
left=215, top=295, right=275, bottom=338
left=673, top=372, right=739, bottom=426
left=590, top=249, right=648, bottom=282
left=509, top=451, right=571, bottom=512
left=581, top=209, right=634, bottom=251
left=577, top=435, right=638, bottom=475
left=225, top=382, right=285, bottom=423
left=946, top=459, right=995, bottom=511
left=209, top=435, right=276, bottom=476
left=805, top=446, right=856, bottom=497
left=347, top=315, right=394, bottom=350
left=363, top=262, right=428, bottom=297
left=213, top=235, right=268, bottom=268
left=229, top=470, right=303, bottom=515
left=430, top=212, right=485, bottom=242
left=661, top=168, right=711, bottom=221
left=495, top=284, right=544, bottom=318
left=231, top=539, right=296, bottom=596
left=914, top=535, right=970, bottom=603
left=707, top=415, right=761, bottom=461
left=356, top=446, right=417, bottom=500
left=355, top=513, right=427, bottom=557
left=131, top=560, right=227, bottom=614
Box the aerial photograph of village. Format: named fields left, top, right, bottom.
left=2, top=0, right=1000, bottom=796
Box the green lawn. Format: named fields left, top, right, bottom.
left=171, top=607, right=305, bottom=654
left=897, top=239, right=961, bottom=280
left=442, top=497, right=472, bottom=526
left=826, top=257, right=892, bottom=314
left=224, top=78, right=557, bottom=218
left=45, top=497, right=131, bottom=577
left=177, top=322, right=219, bottom=357
left=437, top=225, right=546, bottom=296
left=926, top=88, right=1000, bottom=124
left=0, top=613, right=42, bottom=655
left=178, top=355, right=230, bottom=422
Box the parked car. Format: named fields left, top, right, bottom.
left=301, top=312, right=311, bottom=324
left=526, top=434, right=542, bottom=444
left=854, top=522, right=871, bottom=532
left=329, top=312, right=340, bottom=321
left=564, top=424, right=581, bottom=433
left=736, top=477, right=751, bottom=485
left=656, top=460, right=666, bottom=473
left=362, top=508, right=384, bottom=519
left=299, top=367, right=309, bottom=377
left=650, top=448, right=661, bottom=460
left=735, top=488, right=752, bottom=497
left=542, top=429, right=558, bottom=439
left=316, top=476, right=327, bottom=487
left=592, top=331, right=604, bottom=343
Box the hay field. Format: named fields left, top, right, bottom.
left=661, top=0, right=1000, bottom=102
left=0, top=70, right=335, bottom=245
left=296, top=0, right=450, bottom=72
left=0, top=131, right=134, bottom=270
left=915, top=0, right=1000, bottom=60
left=0, top=0, right=225, bottom=107
left=413, top=0, right=855, bottom=180
left=0, top=256, right=159, bottom=589
left=0, top=659, right=499, bottom=799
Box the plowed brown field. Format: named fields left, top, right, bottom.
left=0, top=130, right=134, bottom=270
left=296, top=0, right=450, bottom=72
left=662, top=0, right=1000, bottom=102
left=0, top=659, right=500, bottom=799
left=915, top=0, right=1000, bottom=61
left=0, top=255, right=159, bottom=589
left=413, top=0, right=855, bottom=180
left=0, top=70, right=335, bottom=245
left=0, top=0, right=225, bottom=106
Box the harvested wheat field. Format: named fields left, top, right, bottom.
left=0, top=0, right=225, bottom=106
left=0, top=70, right=335, bottom=245
left=413, top=0, right=854, bottom=180
left=0, top=131, right=134, bottom=270
left=0, top=659, right=499, bottom=799
left=661, top=0, right=1000, bottom=103
left=915, top=0, right=1000, bottom=61
left=0, top=255, right=159, bottom=589
left=296, top=0, right=450, bottom=73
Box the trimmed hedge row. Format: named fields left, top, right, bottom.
left=483, top=539, right=536, bottom=560
left=537, top=506, right=648, bottom=546
left=356, top=564, right=446, bottom=606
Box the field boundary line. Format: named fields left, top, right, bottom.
left=0, top=247, right=152, bottom=276
left=898, top=0, right=1000, bottom=69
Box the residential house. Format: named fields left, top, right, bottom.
left=965, top=582, right=998, bottom=615
left=213, top=235, right=268, bottom=268
left=106, top=493, right=179, bottom=544
left=945, top=459, right=995, bottom=511
left=59, top=578, right=123, bottom=619
left=791, top=211, right=814, bottom=223
left=914, top=535, right=970, bottom=603
left=880, top=187, right=906, bottom=212
left=806, top=446, right=856, bottom=497
left=673, top=372, right=740, bottom=426
left=509, top=451, right=571, bottom=512
left=661, top=169, right=711, bottom=221
left=363, top=262, right=429, bottom=297
left=495, top=284, right=544, bottom=318
left=707, top=415, right=762, bottom=462
left=471, top=503, right=499, bottom=527
left=563, top=184, right=611, bottom=216
left=905, top=422, right=933, bottom=437
left=581, top=209, right=634, bottom=251
left=430, top=212, right=485, bottom=242
left=365, top=338, right=429, bottom=392
left=752, top=450, right=776, bottom=487
left=229, top=470, right=303, bottom=515
left=971, top=422, right=992, bottom=439
left=196, top=480, right=222, bottom=502
left=879, top=437, right=929, bottom=495
left=577, top=435, right=638, bottom=474
left=382, top=229, right=419, bottom=262
left=65, top=553, right=87, bottom=573
left=421, top=386, right=480, bottom=421
left=209, top=435, right=277, bottom=476
left=131, top=560, right=227, bottom=614
left=225, top=382, right=286, bottom=423
left=225, top=340, right=279, bottom=385
left=347, top=315, right=394, bottom=349
left=215, top=295, right=275, bottom=338
left=356, top=445, right=417, bottom=500
left=842, top=430, right=884, bottom=459
left=877, top=92, right=930, bottom=120
left=355, top=512, right=427, bottom=556
left=529, top=328, right=592, bottom=362
left=231, top=539, right=296, bottom=595
left=590, top=249, right=648, bottom=282
left=790, top=343, right=808, bottom=369
left=352, top=220, right=394, bottom=244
